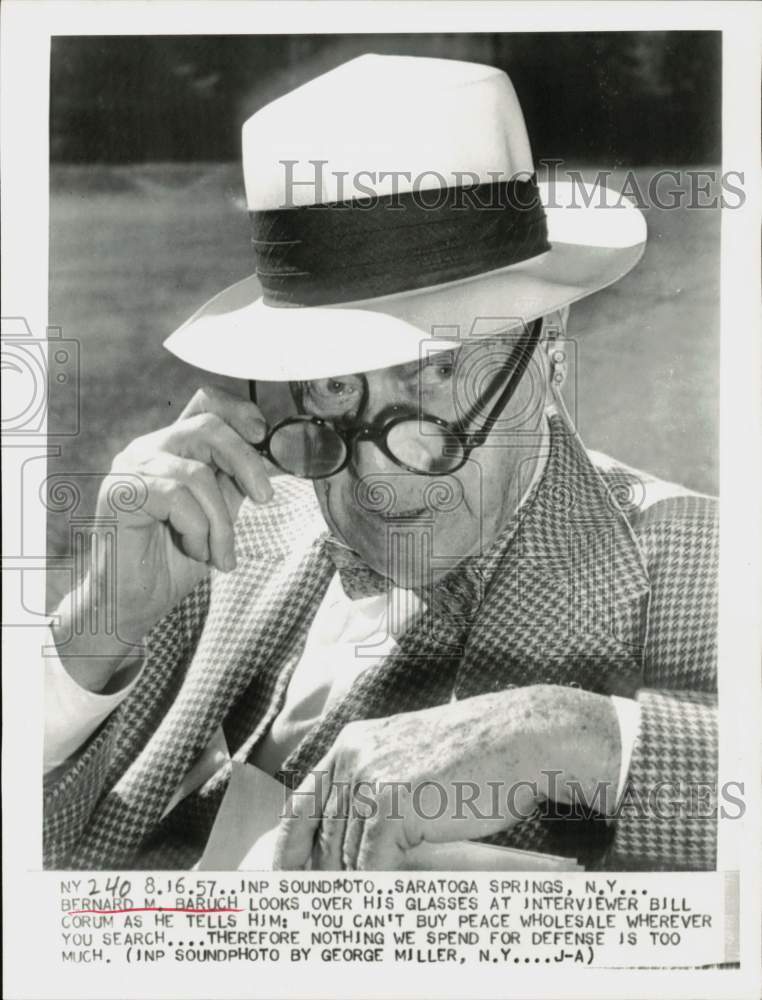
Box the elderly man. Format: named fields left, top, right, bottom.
left=44, top=55, right=718, bottom=871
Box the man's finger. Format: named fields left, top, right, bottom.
left=163, top=482, right=211, bottom=564
left=145, top=453, right=234, bottom=571
left=141, top=477, right=211, bottom=564
left=173, top=412, right=272, bottom=505
left=180, top=384, right=268, bottom=445
left=273, top=768, right=331, bottom=870
left=310, top=781, right=351, bottom=871
left=208, top=427, right=273, bottom=506
left=355, top=815, right=408, bottom=871
left=339, top=813, right=364, bottom=871
left=341, top=785, right=403, bottom=871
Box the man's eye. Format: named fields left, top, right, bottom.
left=308, top=378, right=359, bottom=399
left=419, top=360, right=455, bottom=385
left=300, top=376, right=363, bottom=415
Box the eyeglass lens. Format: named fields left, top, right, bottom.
left=267, top=417, right=465, bottom=478
left=268, top=420, right=348, bottom=479
left=385, top=420, right=464, bottom=474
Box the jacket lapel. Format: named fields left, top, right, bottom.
left=73, top=532, right=335, bottom=868
left=456, top=414, right=649, bottom=700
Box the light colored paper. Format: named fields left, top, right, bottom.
left=198, top=760, right=287, bottom=870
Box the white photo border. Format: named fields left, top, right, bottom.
left=2, top=2, right=760, bottom=998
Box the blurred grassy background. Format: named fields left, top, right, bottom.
left=47, top=162, right=719, bottom=595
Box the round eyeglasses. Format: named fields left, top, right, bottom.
left=250, top=319, right=542, bottom=480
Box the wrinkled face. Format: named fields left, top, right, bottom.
left=301, top=334, right=552, bottom=589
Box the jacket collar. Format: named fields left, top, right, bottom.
left=454, top=411, right=650, bottom=699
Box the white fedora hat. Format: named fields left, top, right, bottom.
left=164, top=54, right=646, bottom=382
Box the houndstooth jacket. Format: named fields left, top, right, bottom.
left=43, top=415, right=718, bottom=871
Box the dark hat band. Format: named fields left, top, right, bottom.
left=250, top=175, right=550, bottom=307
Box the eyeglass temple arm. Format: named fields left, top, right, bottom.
left=458, top=318, right=543, bottom=451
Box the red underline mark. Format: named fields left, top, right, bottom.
left=67, top=907, right=243, bottom=915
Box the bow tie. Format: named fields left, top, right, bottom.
left=323, top=537, right=392, bottom=600
left=323, top=535, right=486, bottom=619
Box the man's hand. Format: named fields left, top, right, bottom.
left=52, top=385, right=273, bottom=690
left=273, top=685, right=621, bottom=870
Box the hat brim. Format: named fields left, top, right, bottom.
left=164, top=181, right=646, bottom=381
